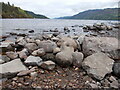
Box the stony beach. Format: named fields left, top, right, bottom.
left=0, top=22, right=120, bottom=89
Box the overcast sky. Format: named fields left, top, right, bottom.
left=1, top=0, right=119, bottom=18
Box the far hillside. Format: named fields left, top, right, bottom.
left=1, top=2, right=49, bottom=19
left=58, top=8, right=120, bottom=20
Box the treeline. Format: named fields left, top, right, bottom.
left=1, top=2, right=48, bottom=19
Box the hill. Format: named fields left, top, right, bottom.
left=58, top=8, right=120, bottom=20
left=1, top=2, right=48, bottom=19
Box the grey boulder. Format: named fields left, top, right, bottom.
left=0, top=59, right=28, bottom=78
left=55, top=45, right=74, bottom=67
left=82, top=52, right=114, bottom=80
left=82, top=37, right=119, bottom=59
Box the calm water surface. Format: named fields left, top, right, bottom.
left=1, top=19, right=118, bottom=35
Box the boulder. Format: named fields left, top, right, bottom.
left=6, top=51, right=18, bottom=60
left=32, top=48, right=45, bottom=56
left=57, top=37, right=77, bottom=50
left=55, top=45, right=74, bottom=67
left=72, top=52, right=84, bottom=67
left=39, top=61, right=55, bottom=70
left=25, top=43, right=38, bottom=53
left=82, top=37, right=120, bottom=59
left=82, top=53, right=114, bottom=80
left=0, top=59, right=28, bottom=78
left=24, top=56, right=42, bottom=66
left=113, top=61, right=120, bottom=78
left=36, top=40, right=57, bottom=53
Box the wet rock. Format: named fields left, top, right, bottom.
left=39, top=60, right=55, bottom=70
left=6, top=51, right=18, bottom=60
left=53, top=47, right=61, bottom=54
left=82, top=52, right=114, bottom=80
left=53, top=32, right=60, bottom=37
left=37, top=40, right=57, bottom=53
left=24, top=56, right=42, bottom=66
left=113, top=61, right=120, bottom=78
left=32, top=48, right=45, bottom=56
left=55, top=45, right=74, bottom=67
left=72, top=52, right=84, bottom=67
left=0, top=59, right=28, bottom=78
left=28, top=30, right=34, bottom=33
left=82, top=37, right=119, bottom=59
left=64, top=27, right=70, bottom=32
left=26, top=38, right=35, bottom=43
left=51, top=37, right=60, bottom=42
left=25, top=43, right=38, bottom=53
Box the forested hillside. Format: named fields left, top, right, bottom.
left=1, top=2, right=48, bottom=19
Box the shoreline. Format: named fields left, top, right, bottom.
left=0, top=22, right=120, bottom=89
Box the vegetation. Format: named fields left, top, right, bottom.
left=58, top=8, right=120, bottom=20
left=1, top=2, right=48, bottom=19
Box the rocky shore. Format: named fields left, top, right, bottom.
left=0, top=23, right=120, bottom=89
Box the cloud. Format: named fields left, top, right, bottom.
left=1, top=0, right=119, bottom=18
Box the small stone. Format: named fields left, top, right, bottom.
left=17, top=70, right=31, bottom=77
left=109, top=76, right=116, bottom=82
left=24, top=56, right=42, bottom=66
left=110, top=80, right=119, bottom=88
left=39, top=60, right=55, bottom=70
left=30, top=72, right=37, bottom=78
left=32, top=48, right=45, bottom=56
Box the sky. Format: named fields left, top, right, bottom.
left=1, top=0, right=119, bottom=18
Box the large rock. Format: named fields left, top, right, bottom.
left=82, top=53, right=114, bottom=80
left=25, top=43, right=38, bottom=53
left=82, top=37, right=119, bottom=59
left=113, top=61, right=120, bottom=78
left=55, top=45, right=74, bottom=67
left=0, top=59, right=28, bottom=78
left=24, top=56, right=42, bottom=66
left=39, top=61, right=55, bottom=70
left=36, top=40, right=57, bottom=53
left=57, top=37, right=77, bottom=50
left=72, top=52, right=84, bottom=67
